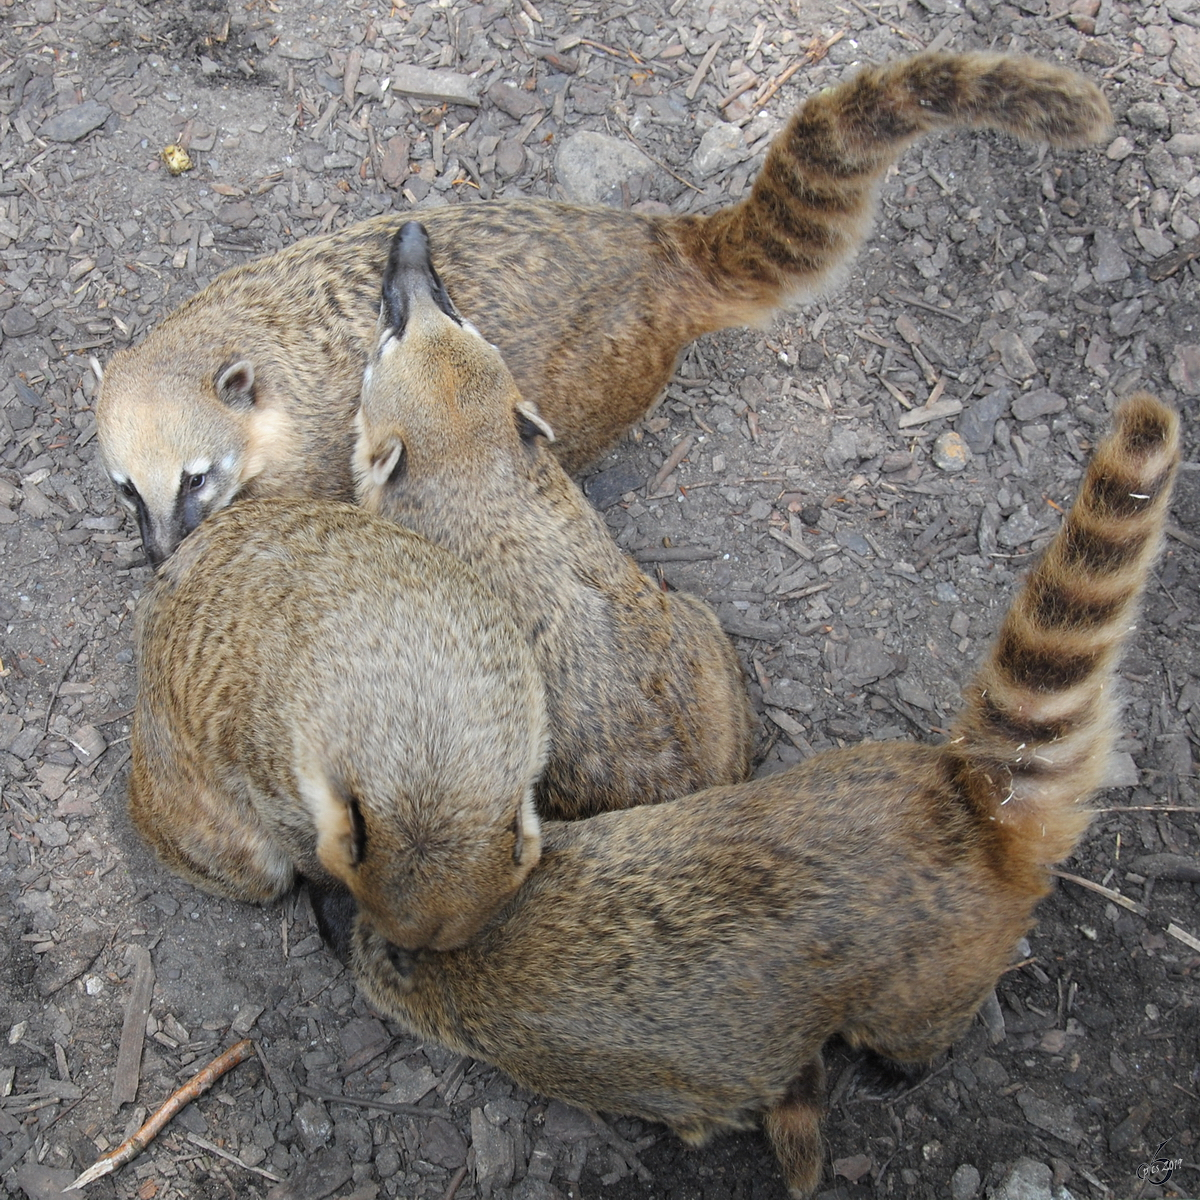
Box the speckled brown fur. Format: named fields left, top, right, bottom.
left=95, top=53, right=1110, bottom=564
left=129, top=498, right=548, bottom=952
left=353, top=223, right=753, bottom=819
left=350, top=395, right=1176, bottom=1198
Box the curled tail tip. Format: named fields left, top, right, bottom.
left=1110, top=391, right=1180, bottom=463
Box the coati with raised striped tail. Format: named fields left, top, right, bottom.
left=348, top=393, right=1177, bottom=1198
left=129, top=499, right=548, bottom=953
left=354, top=221, right=753, bottom=820
left=95, top=52, right=1110, bottom=565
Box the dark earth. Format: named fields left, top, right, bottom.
left=1, top=0, right=1199, bottom=1197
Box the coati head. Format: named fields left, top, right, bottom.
left=96, top=348, right=294, bottom=567
left=352, top=221, right=555, bottom=507
left=294, top=737, right=544, bottom=952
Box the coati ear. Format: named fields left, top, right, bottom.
left=215, top=360, right=256, bottom=410
left=515, top=400, right=555, bottom=446
left=370, top=439, right=408, bottom=488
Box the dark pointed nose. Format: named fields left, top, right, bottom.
left=381, top=221, right=460, bottom=336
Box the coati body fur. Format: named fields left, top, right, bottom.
left=354, top=222, right=753, bottom=819
left=349, top=393, right=1177, bottom=1197
left=95, top=53, right=1110, bottom=564
left=129, top=498, right=547, bottom=951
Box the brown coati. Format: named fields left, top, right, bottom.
left=95, top=53, right=1110, bottom=565
left=129, top=498, right=548, bottom=952
left=348, top=393, right=1177, bottom=1198
left=353, top=222, right=753, bottom=820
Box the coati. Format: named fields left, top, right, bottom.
left=353, top=221, right=753, bottom=820
left=95, top=53, right=1111, bottom=565
left=129, top=498, right=548, bottom=952
left=348, top=392, right=1177, bottom=1198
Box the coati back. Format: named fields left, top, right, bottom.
left=349, top=394, right=1177, bottom=1198
left=354, top=222, right=753, bottom=819
left=95, top=53, right=1111, bottom=564
left=130, top=498, right=547, bottom=952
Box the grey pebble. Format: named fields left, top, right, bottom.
left=38, top=100, right=110, bottom=142
left=1091, top=228, right=1131, bottom=284
left=1011, top=389, right=1066, bottom=422
left=470, top=1106, right=516, bottom=1189
left=992, top=1157, right=1054, bottom=1200
left=1125, top=100, right=1169, bottom=130
left=990, top=330, right=1037, bottom=380
left=691, top=121, right=745, bottom=177
left=274, top=37, right=326, bottom=60
left=555, top=131, right=652, bottom=205
left=543, top=1100, right=597, bottom=1142
left=950, top=1163, right=981, bottom=1200
left=957, top=387, right=1010, bottom=453
left=1172, top=27, right=1200, bottom=88
left=1169, top=344, right=1200, bottom=395
left=420, top=1116, right=468, bottom=1168
left=1, top=307, right=38, bottom=337
left=842, top=638, right=899, bottom=687
left=294, top=1099, right=333, bottom=1152
left=1014, top=1091, right=1084, bottom=1146
left=997, top=505, right=1041, bottom=549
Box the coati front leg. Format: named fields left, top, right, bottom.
left=763, top=1056, right=827, bottom=1199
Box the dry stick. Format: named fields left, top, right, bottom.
left=617, top=120, right=704, bottom=192
left=751, top=57, right=805, bottom=113
left=1050, top=869, right=1147, bottom=916
left=65, top=1038, right=255, bottom=1190
left=0, top=1089, right=92, bottom=1175
left=295, top=1083, right=451, bottom=1119
left=185, top=1131, right=283, bottom=1183
left=441, top=1163, right=469, bottom=1200
left=43, top=640, right=84, bottom=735
left=111, top=945, right=155, bottom=1112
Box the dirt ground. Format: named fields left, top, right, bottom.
left=1, top=0, right=1199, bottom=1197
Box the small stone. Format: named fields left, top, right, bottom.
left=555, top=131, right=652, bottom=205
left=1100, top=751, right=1139, bottom=788
left=32, top=820, right=69, bottom=848
left=1169, top=344, right=1200, bottom=396
left=843, top=638, right=899, bottom=686
left=1167, top=133, right=1200, bottom=157
left=951, top=1163, right=981, bottom=1200
left=420, top=1116, right=468, bottom=1168
left=1015, top=1091, right=1084, bottom=1145
left=542, top=1100, right=597, bottom=1141
left=470, top=1107, right=515, bottom=1188
left=932, top=430, right=971, bottom=472
left=13, top=1166, right=78, bottom=1200
left=1077, top=38, right=1119, bottom=66
left=380, top=135, right=410, bottom=187
left=1125, top=101, right=1170, bottom=130
left=997, top=505, right=1041, bottom=549
left=294, top=1100, right=333, bottom=1152
left=488, top=82, right=541, bottom=120
left=388, top=64, right=480, bottom=106
left=39, top=100, right=110, bottom=142
left=275, top=37, right=326, bottom=59
left=1105, top=136, right=1133, bottom=161
left=1108, top=1099, right=1154, bottom=1153
left=34, top=0, right=56, bottom=20
left=833, top=1154, right=873, bottom=1183
left=383, top=1060, right=437, bottom=1104
left=265, top=1147, right=352, bottom=1200
left=691, top=121, right=746, bottom=177
left=992, top=1157, right=1054, bottom=1200
left=990, top=330, right=1037, bottom=380
left=1172, top=27, right=1200, bottom=88
left=217, top=200, right=257, bottom=229
left=1091, top=228, right=1131, bottom=283
left=1134, top=226, right=1174, bottom=258
left=496, top=137, right=525, bottom=178
left=1011, top=389, right=1067, bottom=421
left=956, top=387, right=1010, bottom=452
left=897, top=678, right=934, bottom=710
left=67, top=724, right=106, bottom=765
left=584, top=465, right=643, bottom=509
left=1, top=307, right=38, bottom=337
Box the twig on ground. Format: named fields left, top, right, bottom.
left=1050, top=869, right=1148, bottom=916
left=295, top=1083, right=451, bottom=1119
left=65, top=1039, right=255, bottom=1190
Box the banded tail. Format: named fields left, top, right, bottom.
left=684, top=53, right=1111, bottom=319
left=953, top=394, right=1179, bottom=866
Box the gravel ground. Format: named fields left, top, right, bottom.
left=1, top=0, right=1199, bottom=1198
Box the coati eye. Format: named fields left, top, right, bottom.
left=187, top=473, right=207, bottom=491
left=119, top=482, right=137, bottom=499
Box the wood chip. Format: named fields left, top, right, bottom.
left=897, top=397, right=963, bottom=428
left=649, top=434, right=695, bottom=494
left=685, top=39, right=724, bottom=101
left=112, top=946, right=155, bottom=1113
left=1166, top=922, right=1200, bottom=954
